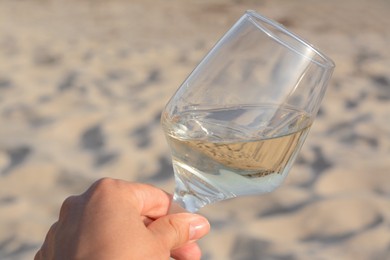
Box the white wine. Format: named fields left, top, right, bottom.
left=162, top=105, right=312, bottom=211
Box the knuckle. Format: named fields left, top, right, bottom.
left=167, top=217, right=189, bottom=246
left=91, top=178, right=118, bottom=195
left=59, top=196, right=76, bottom=219
left=94, top=177, right=116, bottom=189
left=46, top=222, right=58, bottom=238
left=88, top=178, right=125, bottom=202
left=40, top=221, right=59, bottom=257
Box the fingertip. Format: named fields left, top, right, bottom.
left=148, top=213, right=210, bottom=251
left=188, top=215, right=210, bottom=241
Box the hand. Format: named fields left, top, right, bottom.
left=35, top=178, right=210, bottom=260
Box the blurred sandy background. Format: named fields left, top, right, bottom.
left=0, top=0, right=389, bottom=259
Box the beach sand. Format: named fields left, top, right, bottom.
left=0, top=0, right=389, bottom=259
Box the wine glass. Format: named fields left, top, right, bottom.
left=161, top=10, right=335, bottom=213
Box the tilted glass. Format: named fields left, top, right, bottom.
left=162, top=10, right=335, bottom=212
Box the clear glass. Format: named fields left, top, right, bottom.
left=161, top=10, right=335, bottom=212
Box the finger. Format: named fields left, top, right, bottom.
left=128, top=182, right=173, bottom=218
left=86, top=178, right=173, bottom=219
left=171, top=242, right=202, bottom=260
left=148, top=213, right=210, bottom=250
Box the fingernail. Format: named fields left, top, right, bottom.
left=189, top=216, right=210, bottom=240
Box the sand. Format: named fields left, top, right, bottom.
left=0, top=0, right=389, bottom=259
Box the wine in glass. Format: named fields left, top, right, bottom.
left=161, top=11, right=335, bottom=213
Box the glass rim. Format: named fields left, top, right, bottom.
left=245, top=10, right=335, bottom=69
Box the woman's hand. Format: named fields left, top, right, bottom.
left=35, top=178, right=210, bottom=260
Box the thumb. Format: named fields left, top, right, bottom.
left=148, top=213, right=210, bottom=250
